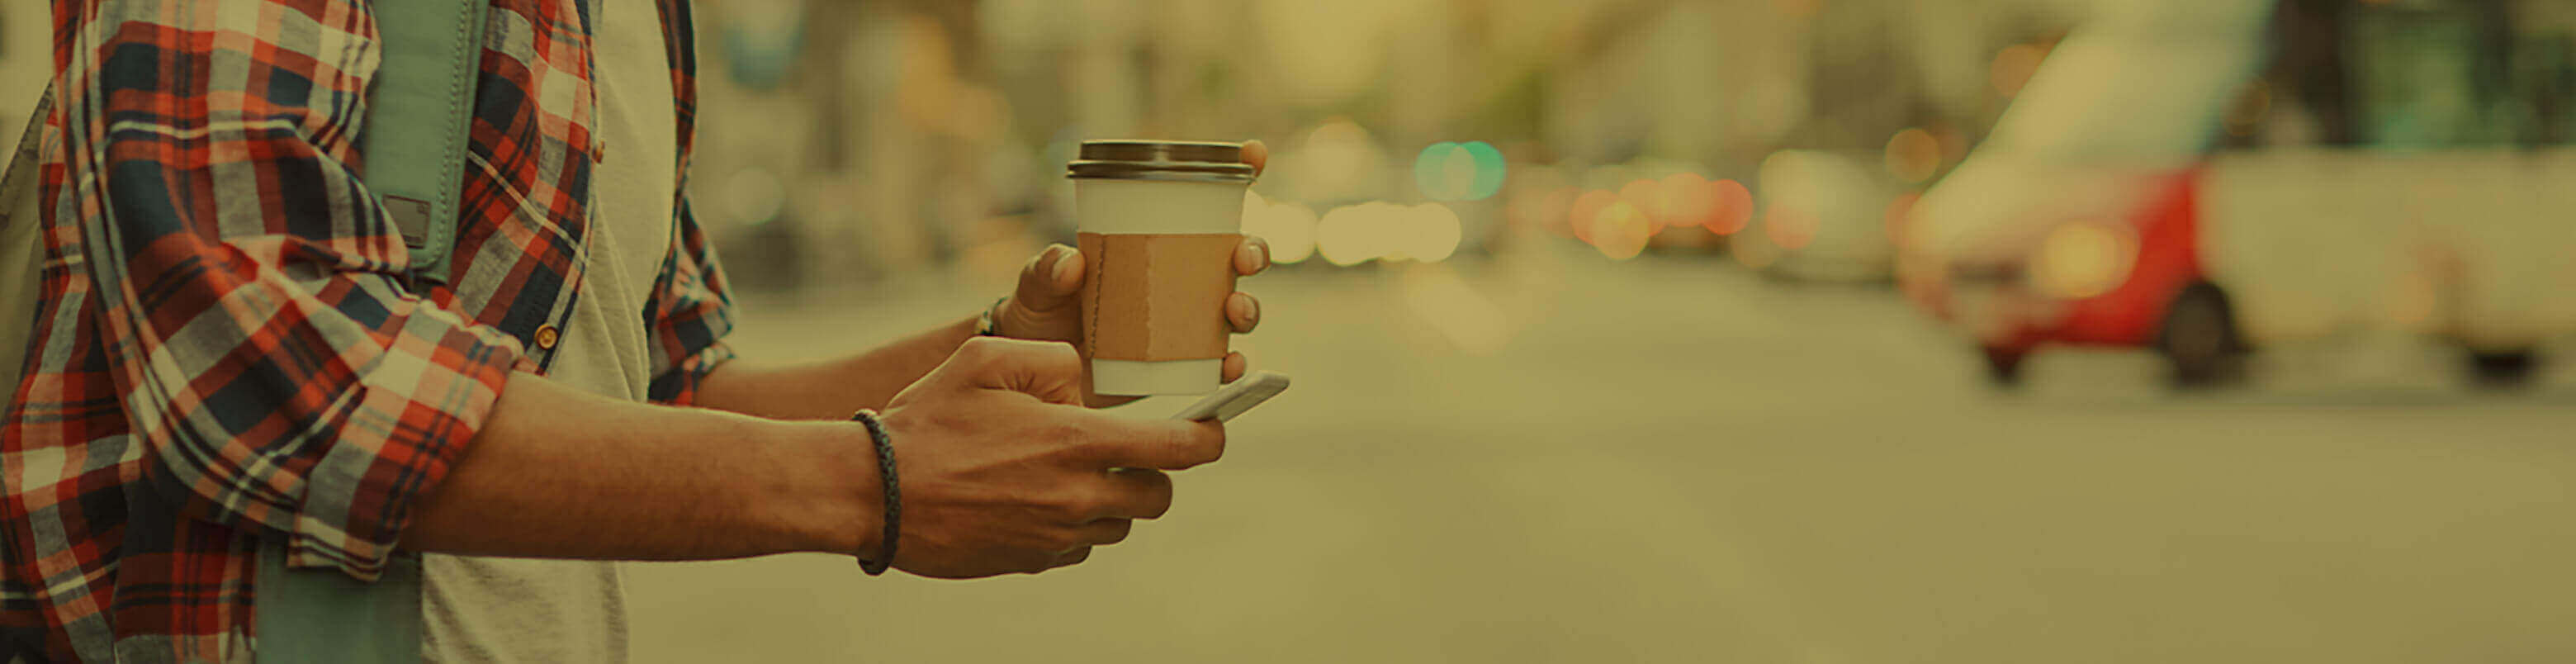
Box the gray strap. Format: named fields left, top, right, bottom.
left=253, top=544, right=427, bottom=663
left=254, top=0, right=490, bottom=659
left=0, top=91, right=54, bottom=406
left=0, top=92, right=50, bottom=219
left=363, top=0, right=490, bottom=287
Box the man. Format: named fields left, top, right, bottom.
left=1, top=0, right=1273, bottom=661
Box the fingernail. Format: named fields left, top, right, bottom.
left=1237, top=296, right=1259, bottom=324
left=1053, top=250, right=1080, bottom=282
left=1242, top=241, right=1269, bottom=272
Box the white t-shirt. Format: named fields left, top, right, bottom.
left=420, top=0, right=678, bottom=660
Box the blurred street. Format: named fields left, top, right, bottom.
left=626, top=248, right=2576, bottom=663
left=7, top=0, right=2576, bottom=660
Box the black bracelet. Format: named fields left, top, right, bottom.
left=848, top=410, right=901, bottom=576
left=975, top=296, right=1009, bottom=337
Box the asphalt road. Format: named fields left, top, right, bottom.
left=624, top=245, right=2576, bottom=663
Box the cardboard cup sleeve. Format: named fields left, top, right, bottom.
left=1077, top=232, right=1242, bottom=362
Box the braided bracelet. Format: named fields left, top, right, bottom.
left=848, top=410, right=901, bottom=576
left=974, top=296, right=1009, bottom=337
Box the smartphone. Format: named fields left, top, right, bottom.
left=1169, top=371, right=1291, bottom=423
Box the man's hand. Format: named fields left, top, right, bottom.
left=689, top=140, right=1272, bottom=420
left=995, top=140, right=1273, bottom=406
left=874, top=337, right=1226, bottom=578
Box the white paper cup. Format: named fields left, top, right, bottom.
left=1068, top=140, right=1256, bottom=396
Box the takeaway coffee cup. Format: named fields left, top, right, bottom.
left=1067, top=140, right=1256, bottom=396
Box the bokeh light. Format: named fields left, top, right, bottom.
left=1293, top=119, right=1390, bottom=202
left=1764, top=205, right=1817, bottom=251
left=1414, top=142, right=1468, bottom=201
left=1661, top=173, right=1717, bottom=228
left=1883, top=127, right=1944, bottom=183
left=1568, top=189, right=1619, bottom=243
left=1243, top=191, right=1320, bottom=265
left=1707, top=178, right=1754, bottom=235
left=1311, top=201, right=1465, bottom=266
left=2031, top=221, right=2137, bottom=300
left=1589, top=200, right=1650, bottom=259
left=1463, top=141, right=1507, bottom=200
left=1618, top=178, right=1669, bottom=232
left=1513, top=186, right=1579, bottom=237
left=1398, top=204, right=1463, bottom=263
left=1415, top=140, right=1508, bottom=202
left=1315, top=204, right=1378, bottom=267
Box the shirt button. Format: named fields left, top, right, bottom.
left=594, top=137, right=608, bottom=164
left=534, top=325, right=561, bottom=350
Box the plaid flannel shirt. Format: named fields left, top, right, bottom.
left=2, top=0, right=735, bottom=660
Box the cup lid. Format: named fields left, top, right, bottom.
left=1068, top=140, right=1257, bottom=183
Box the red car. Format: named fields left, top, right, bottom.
left=1901, top=0, right=2576, bottom=387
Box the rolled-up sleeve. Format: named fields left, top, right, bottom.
left=644, top=196, right=738, bottom=406
left=68, top=0, right=523, bottom=579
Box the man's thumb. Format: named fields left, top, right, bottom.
left=1015, top=244, right=1085, bottom=311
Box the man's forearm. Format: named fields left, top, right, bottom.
left=691, top=315, right=982, bottom=420
left=401, top=372, right=877, bottom=560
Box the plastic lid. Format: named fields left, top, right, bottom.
left=1068, top=140, right=1257, bottom=183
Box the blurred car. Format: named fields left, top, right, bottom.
left=1901, top=0, right=2576, bottom=387
left=1738, top=149, right=1904, bottom=283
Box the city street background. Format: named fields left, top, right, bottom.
left=5, top=0, right=2575, bottom=661
left=626, top=245, right=2576, bottom=662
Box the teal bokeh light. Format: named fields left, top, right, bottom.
left=1464, top=141, right=1505, bottom=201
left=1414, top=140, right=1507, bottom=201
left=1414, top=142, right=1461, bottom=200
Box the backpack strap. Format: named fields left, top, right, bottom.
left=364, top=0, right=490, bottom=287
left=254, top=1, right=487, bottom=661
left=0, top=91, right=54, bottom=408
left=253, top=541, right=429, bottom=663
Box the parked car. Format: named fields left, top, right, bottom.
left=1900, top=0, right=2576, bottom=387
left=1739, top=149, right=1904, bottom=283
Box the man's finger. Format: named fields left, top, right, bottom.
left=1099, top=467, right=1175, bottom=519
left=1015, top=244, right=1082, bottom=310
left=960, top=337, right=1085, bottom=405
left=1242, top=140, right=1269, bottom=176
left=1051, top=249, right=1084, bottom=292
left=1220, top=352, right=1248, bottom=383
left=1235, top=236, right=1271, bottom=276
left=1076, top=518, right=1136, bottom=546
left=1075, top=411, right=1225, bottom=470
left=1227, top=293, right=1260, bottom=333
left=1049, top=546, right=1093, bottom=569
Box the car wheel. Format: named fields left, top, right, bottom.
left=2158, top=282, right=2245, bottom=389
left=2466, top=349, right=2538, bottom=388
left=1982, top=346, right=2027, bottom=387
